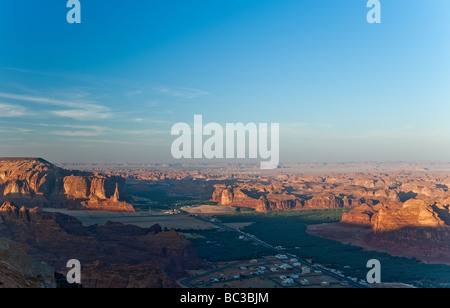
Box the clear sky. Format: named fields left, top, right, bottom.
left=0, top=0, right=449, bottom=163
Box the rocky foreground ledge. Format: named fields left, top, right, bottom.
left=0, top=237, right=56, bottom=288
left=0, top=158, right=134, bottom=212
left=0, top=202, right=201, bottom=288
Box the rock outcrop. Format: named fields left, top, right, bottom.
left=337, top=198, right=450, bottom=264
left=212, top=185, right=264, bottom=209
left=0, top=237, right=56, bottom=288
left=0, top=158, right=134, bottom=212
left=371, top=199, right=448, bottom=232
left=0, top=202, right=201, bottom=288
left=341, top=199, right=450, bottom=232
left=208, top=167, right=450, bottom=216
left=212, top=184, right=357, bottom=212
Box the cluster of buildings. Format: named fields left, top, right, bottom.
left=187, top=253, right=366, bottom=288
left=272, top=255, right=331, bottom=287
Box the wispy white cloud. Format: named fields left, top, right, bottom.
left=39, top=123, right=112, bottom=137
left=0, top=127, right=34, bottom=133
left=0, top=92, right=89, bottom=108
left=0, top=102, right=29, bottom=117
left=119, top=128, right=168, bottom=136
left=125, top=90, right=143, bottom=96
left=37, top=123, right=166, bottom=138
left=157, top=86, right=209, bottom=99
left=51, top=108, right=112, bottom=121
left=0, top=91, right=113, bottom=121
left=50, top=130, right=104, bottom=137
left=132, top=117, right=172, bottom=124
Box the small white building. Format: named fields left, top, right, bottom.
left=301, top=267, right=311, bottom=274
left=281, top=278, right=294, bottom=286
left=258, top=266, right=267, bottom=270
left=300, top=279, right=310, bottom=286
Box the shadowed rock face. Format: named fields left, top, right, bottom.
left=0, top=237, right=56, bottom=288
left=0, top=202, right=201, bottom=288
left=336, top=198, right=450, bottom=264
left=0, top=158, right=134, bottom=212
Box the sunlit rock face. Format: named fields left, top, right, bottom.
left=0, top=158, right=134, bottom=212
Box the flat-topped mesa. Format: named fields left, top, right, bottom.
left=0, top=158, right=134, bottom=212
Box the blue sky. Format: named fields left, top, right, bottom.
left=0, top=0, right=449, bottom=163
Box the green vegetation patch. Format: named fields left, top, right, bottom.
left=215, top=210, right=450, bottom=287
left=186, top=228, right=274, bottom=262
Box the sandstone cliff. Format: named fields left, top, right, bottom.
left=341, top=199, right=450, bottom=232
left=210, top=169, right=450, bottom=215
left=212, top=184, right=356, bottom=212
left=0, top=158, right=134, bottom=212
left=212, top=185, right=264, bottom=209
left=337, top=198, right=450, bottom=264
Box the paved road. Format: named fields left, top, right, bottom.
left=185, top=214, right=367, bottom=288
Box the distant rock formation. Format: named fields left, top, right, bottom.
left=0, top=202, right=201, bottom=288
left=210, top=169, right=450, bottom=216
left=372, top=199, right=449, bottom=232
left=341, top=199, right=450, bottom=232
left=212, top=184, right=355, bottom=212
left=337, top=198, right=450, bottom=264
left=212, top=185, right=264, bottom=210
left=0, top=158, right=134, bottom=212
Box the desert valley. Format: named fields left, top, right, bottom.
left=1, top=158, right=450, bottom=288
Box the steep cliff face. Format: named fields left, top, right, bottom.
left=257, top=194, right=303, bottom=212
left=304, top=194, right=343, bottom=209
left=371, top=199, right=447, bottom=232
left=212, top=185, right=263, bottom=209
left=0, top=158, right=134, bottom=212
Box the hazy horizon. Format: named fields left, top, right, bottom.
left=1, top=1, right=449, bottom=163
